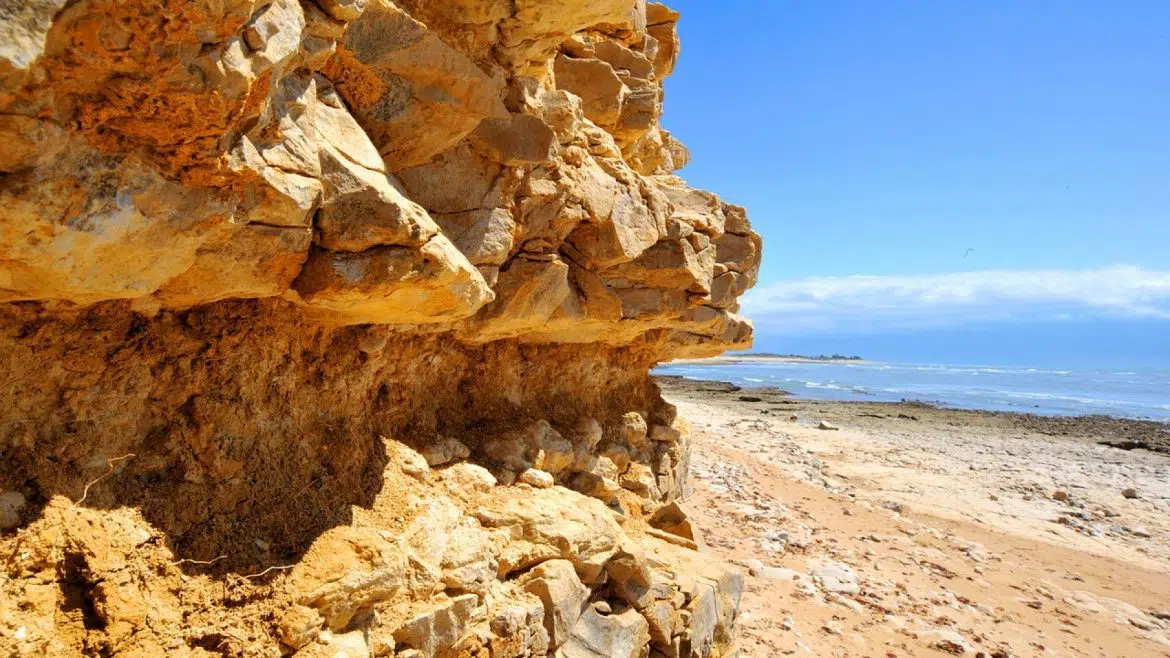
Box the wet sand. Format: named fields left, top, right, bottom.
left=659, top=375, right=1170, bottom=657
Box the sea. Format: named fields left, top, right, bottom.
left=654, top=358, right=1170, bottom=421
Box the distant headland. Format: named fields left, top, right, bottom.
left=750, top=353, right=864, bottom=362
left=669, top=353, right=865, bottom=364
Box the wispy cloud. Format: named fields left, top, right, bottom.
left=741, top=266, right=1170, bottom=334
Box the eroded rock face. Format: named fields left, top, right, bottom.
left=0, top=0, right=758, bottom=356
left=0, top=1, right=758, bottom=656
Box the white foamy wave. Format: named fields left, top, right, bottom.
left=998, top=390, right=1129, bottom=407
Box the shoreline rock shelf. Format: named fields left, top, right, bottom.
left=0, top=1, right=760, bottom=656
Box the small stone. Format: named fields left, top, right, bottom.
left=0, top=492, right=26, bottom=530
left=519, top=468, right=555, bottom=488
left=758, top=566, right=800, bottom=582
left=817, top=420, right=839, bottom=431
left=592, top=600, right=612, bottom=615
left=879, top=501, right=903, bottom=514
left=278, top=605, right=323, bottom=649
left=440, top=463, right=497, bottom=494
left=1052, top=490, right=1070, bottom=502
left=648, top=501, right=695, bottom=540
left=1122, top=488, right=1140, bottom=499
left=358, top=334, right=387, bottom=354
left=781, top=616, right=794, bottom=631
left=420, top=437, right=471, bottom=467
left=830, top=593, right=863, bottom=613
left=316, top=0, right=366, bottom=21
left=395, top=444, right=431, bottom=480
left=815, top=560, right=860, bottom=595
left=1129, top=526, right=1152, bottom=538
left=917, top=628, right=971, bottom=655
left=131, top=527, right=153, bottom=546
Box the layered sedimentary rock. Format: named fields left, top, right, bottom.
left=0, top=1, right=759, bottom=656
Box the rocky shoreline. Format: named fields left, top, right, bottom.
left=656, top=374, right=1170, bottom=455
left=658, top=374, right=1170, bottom=656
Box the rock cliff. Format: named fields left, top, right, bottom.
left=0, top=1, right=760, bottom=656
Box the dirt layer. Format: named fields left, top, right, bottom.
left=0, top=299, right=670, bottom=573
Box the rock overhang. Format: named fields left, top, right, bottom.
left=0, top=0, right=760, bottom=360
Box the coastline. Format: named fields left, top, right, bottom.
left=655, top=373, right=1170, bottom=452
left=659, top=373, right=1170, bottom=656
left=667, top=354, right=866, bottom=365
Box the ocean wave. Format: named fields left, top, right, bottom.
left=996, top=390, right=1145, bottom=408
left=899, top=364, right=1073, bottom=376
left=653, top=361, right=1170, bottom=420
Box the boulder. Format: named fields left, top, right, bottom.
left=648, top=501, right=696, bottom=541
left=288, top=527, right=412, bottom=630
left=392, top=594, right=479, bottom=657
left=420, top=437, right=472, bottom=467
left=520, top=559, right=591, bottom=648
left=325, top=0, right=507, bottom=169
left=560, top=607, right=651, bottom=658
left=292, top=236, right=494, bottom=325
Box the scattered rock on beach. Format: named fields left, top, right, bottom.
left=1052, top=490, right=1070, bottom=502
left=817, top=420, right=839, bottom=431
left=743, top=559, right=801, bottom=582
left=1122, top=487, right=1140, bottom=499
left=917, top=628, right=972, bottom=655
left=813, top=560, right=860, bottom=595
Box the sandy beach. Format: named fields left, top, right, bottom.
left=659, top=375, right=1170, bottom=657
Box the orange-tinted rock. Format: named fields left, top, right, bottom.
left=0, top=3, right=757, bottom=654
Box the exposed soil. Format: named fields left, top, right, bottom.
left=0, top=299, right=666, bottom=574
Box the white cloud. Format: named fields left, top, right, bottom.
left=741, top=265, right=1170, bottom=334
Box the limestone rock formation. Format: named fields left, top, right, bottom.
left=0, top=1, right=760, bottom=656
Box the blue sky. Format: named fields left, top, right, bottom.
left=660, top=1, right=1170, bottom=351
